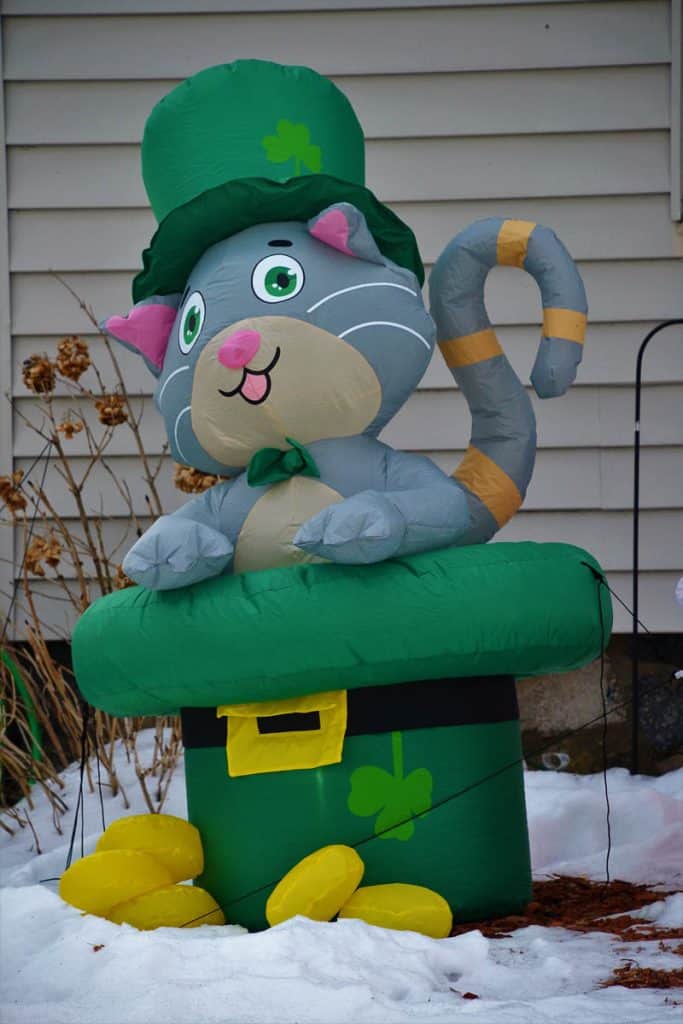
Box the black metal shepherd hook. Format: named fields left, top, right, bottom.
left=631, top=318, right=683, bottom=775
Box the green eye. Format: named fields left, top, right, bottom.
left=252, top=254, right=304, bottom=303
left=265, top=266, right=298, bottom=298
left=183, top=306, right=201, bottom=343
left=178, top=291, right=205, bottom=353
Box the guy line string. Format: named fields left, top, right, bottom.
left=1, top=443, right=107, bottom=853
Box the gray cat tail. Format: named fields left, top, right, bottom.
left=428, top=217, right=587, bottom=540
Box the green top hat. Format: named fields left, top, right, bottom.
left=133, top=60, right=423, bottom=303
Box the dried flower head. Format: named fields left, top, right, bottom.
left=0, top=471, right=28, bottom=516
left=56, top=336, right=91, bottom=381
left=56, top=418, right=84, bottom=441
left=113, top=564, right=137, bottom=590
left=25, top=533, right=62, bottom=577
left=22, top=355, right=56, bottom=394
left=95, top=393, right=127, bottom=426
left=173, top=464, right=222, bottom=494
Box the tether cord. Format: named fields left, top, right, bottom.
left=64, top=701, right=90, bottom=870
left=95, top=738, right=106, bottom=833
left=597, top=578, right=612, bottom=887
left=0, top=443, right=106, bottom=862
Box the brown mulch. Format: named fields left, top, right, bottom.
left=450, top=875, right=683, bottom=991
left=603, top=964, right=683, bottom=990
left=451, top=876, right=679, bottom=940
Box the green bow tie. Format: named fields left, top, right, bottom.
left=247, top=437, right=320, bottom=487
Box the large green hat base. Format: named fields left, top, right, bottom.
left=72, top=542, right=611, bottom=931
left=183, top=697, right=531, bottom=932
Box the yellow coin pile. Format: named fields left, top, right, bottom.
left=59, top=813, right=224, bottom=930
left=266, top=844, right=453, bottom=938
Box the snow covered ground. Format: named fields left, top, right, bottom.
left=1, top=731, right=681, bottom=1024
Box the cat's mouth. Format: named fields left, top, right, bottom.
left=217, top=348, right=281, bottom=405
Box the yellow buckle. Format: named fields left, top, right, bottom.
left=217, top=690, right=348, bottom=778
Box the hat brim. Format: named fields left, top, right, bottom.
left=132, top=174, right=424, bottom=303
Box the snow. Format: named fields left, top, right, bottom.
left=630, top=893, right=683, bottom=928
left=526, top=768, right=683, bottom=888
left=1, top=732, right=681, bottom=1024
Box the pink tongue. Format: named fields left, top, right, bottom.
left=241, top=372, right=269, bottom=402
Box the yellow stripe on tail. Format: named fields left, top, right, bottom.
left=454, top=445, right=522, bottom=528
left=439, top=328, right=503, bottom=368
left=543, top=307, right=587, bottom=345
left=496, top=220, right=536, bottom=268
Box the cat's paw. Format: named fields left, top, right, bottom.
left=294, top=492, right=405, bottom=565
left=123, top=516, right=233, bottom=590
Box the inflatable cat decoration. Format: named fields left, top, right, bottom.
left=103, top=60, right=587, bottom=590
left=68, top=60, right=608, bottom=933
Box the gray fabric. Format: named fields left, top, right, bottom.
left=106, top=208, right=586, bottom=589
left=295, top=447, right=470, bottom=563
left=307, top=202, right=386, bottom=266
left=428, top=219, right=500, bottom=340
left=125, top=438, right=472, bottom=585
left=149, top=216, right=433, bottom=473
left=455, top=356, right=537, bottom=497
left=530, top=336, right=584, bottom=399
left=123, top=513, right=233, bottom=590
left=524, top=226, right=588, bottom=315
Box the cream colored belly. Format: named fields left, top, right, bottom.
left=233, top=477, right=343, bottom=574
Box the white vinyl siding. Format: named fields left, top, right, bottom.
left=1, top=0, right=682, bottom=636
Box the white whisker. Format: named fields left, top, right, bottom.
left=306, top=282, right=416, bottom=314
left=174, top=406, right=192, bottom=464
left=339, top=321, right=431, bottom=351
left=158, top=365, right=189, bottom=405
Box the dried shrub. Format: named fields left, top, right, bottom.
left=56, top=336, right=91, bottom=381
left=56, top=418, right=84, bottom=440
left=94, top=393, right=128, bottom=427
left=25, top=533, right=62, bottom=577
left=2, top=285, right=182, bottom=843
left=173, top=463, right=224, bottom=494
left=113, top=564, right=137, bottom=591
left=0, top=471, right=28, bottom=517
left=22, top=355, right=56, bottom=395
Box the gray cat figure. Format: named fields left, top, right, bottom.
left=103, top=203, right=587, bottom=590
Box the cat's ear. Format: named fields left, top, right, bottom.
left=308, top=203, right=385, bottom=265
left=100, top=294, right=182, bottom=377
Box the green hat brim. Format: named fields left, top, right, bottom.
left=132, top=174, right=424, bottom=303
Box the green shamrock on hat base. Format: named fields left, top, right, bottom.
left=348, top=731, right=433, bottom=842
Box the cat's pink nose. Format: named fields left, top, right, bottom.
left=217, top=329, right=261, bottom=369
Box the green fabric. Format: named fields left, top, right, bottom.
left=72, top=542, right=612, bottom=718
left=1, top=649, right=42, bottom=767
left=142, top=61, right=365, bottom=223
left=132, top=175, right=424, bottom=302
left=247, top=437, right=320, bottom=487
left=186, top=720, right=531, bottom=930
left=133, top=60, right=424, bottom=301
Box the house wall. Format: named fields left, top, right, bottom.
left=1, top=0, right=682, bottom=637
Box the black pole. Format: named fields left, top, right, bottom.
left=631, top=319, right=683, bottom=775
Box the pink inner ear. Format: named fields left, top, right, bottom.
left=309, top=208, right=355, bottom=257
left=105, top=305, right=177, bottom=370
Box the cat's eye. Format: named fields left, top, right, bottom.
left=178, top=291, right=206, bottom=353
left=252, top=254, right=304, bottom=303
